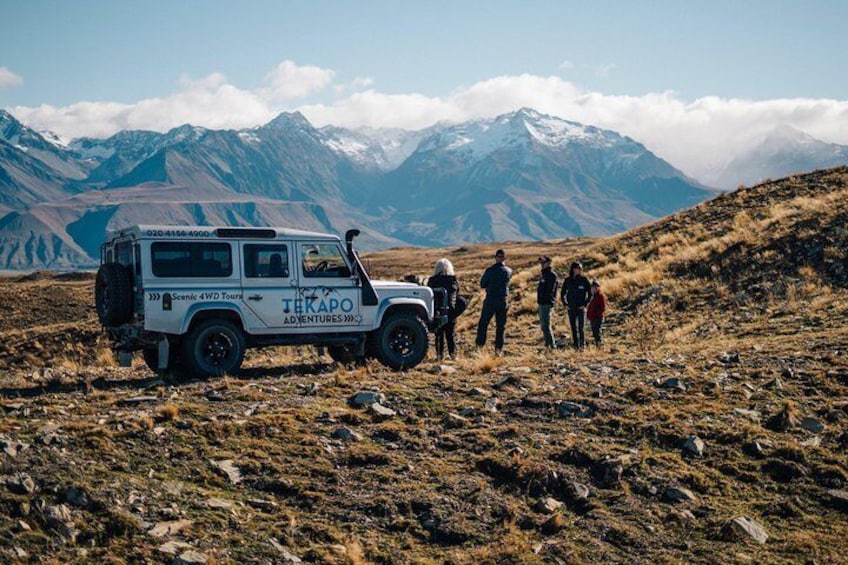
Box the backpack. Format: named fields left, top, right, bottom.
left=450, top=295, right=468, bottom=320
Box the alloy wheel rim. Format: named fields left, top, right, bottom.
left=204, top=332, right=233, bottom=366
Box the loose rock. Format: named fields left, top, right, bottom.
left=270, top=538, right=303, bottom=562
left=567, top=482, right=591, bottom=501
left=443, top=413, right=469, bottom=429
left=733, top=408, right=762, bottom=423
left=826, top=489, right=848, bottom=513
left=119, top=396, right=159, bottom=405
left=800, top=417, right=825, bottom=433
left=1, top=437, right=29, bottom=457
left=682, top=435, right=705, bottom=457
left=348, top=391, right=386, bottom=407
left=656, top=377, right=687, bottom=392
left=369, top=402, right=396, bottom=419
left=557, top=401, right=594, bottom=418
left=7, top=473, right=36, bottom=495
left=158, top=541, right=195, bottom=555
left=149, top=519, right=193, bottom=538
left=174, top=550, right=208, bottom=565
left=664, top=486, right=698, bottom=503
left=206, top=497, right=234, bottom=510
left=535, top=497, right=563, bottom=514
left=210, top=459, right=242, bottom=484
left=725, top=516, right=769, bottom=545
left=331, top=427, right=364, bottom=442
left=64, top=486, right=89, bottom=508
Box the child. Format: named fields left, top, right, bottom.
left=586, top=279, right=607, bottom=347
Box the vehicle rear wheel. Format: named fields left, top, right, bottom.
left=181, top=320, right=245, bottom=379
left=142, top=346, right=186, bottom=378
left=95, top=263, right=133, bottom=326
left=371, top=312, right=429, bottom=370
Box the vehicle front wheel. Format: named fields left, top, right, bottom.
left=371, top=312, right=429, bottom=370
left=181, top=320, right=246, bottom=379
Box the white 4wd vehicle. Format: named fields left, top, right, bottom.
left=96, top=226, right=447, bottom=378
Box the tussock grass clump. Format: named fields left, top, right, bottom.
left=156, top=403, right=180, bottom=421
left=471, top=353, right=504, bottom=374
left=620, top=299, right=673, bottom=353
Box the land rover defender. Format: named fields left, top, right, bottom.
left=95, top=226, right=447, bottom=378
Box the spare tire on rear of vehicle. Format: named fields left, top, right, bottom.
left=95, top=263, right=133, bottom=326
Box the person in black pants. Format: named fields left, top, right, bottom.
left=536, top=256, right=559, bottom=349
left=476, top=249, right=512, bottom=355
left=427, top=258, right=460, bottom=360
left=560, top=261, right=591, bottom=349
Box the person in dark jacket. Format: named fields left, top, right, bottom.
left=476, top=249, right=512, bottom=354
left=560, top=261, right=591, bottom=349
left=586, top=279, right=607, bottom=347
left=427, top=258, right=460, bottom=359
left=536, top=256, right=558, bottom=349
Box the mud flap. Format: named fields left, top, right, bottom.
left=157, top=338, right=170, bottom=370
left=117, top=351, right=132, bottom=367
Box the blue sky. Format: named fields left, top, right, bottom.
left=3, top=0, right=847, bottom=105
left=2, top=0, right=847, bottom=178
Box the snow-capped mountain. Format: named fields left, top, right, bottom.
left=318, top=125, right=429, bottom=171
left=713, top=125, right=848, bottom=189
left=0, top=107, right=713, bottom=269
left=417, top=108, right=621, bottom=162
left=369, top=108, right=710, bottom=244
left=0, top=109, right=91, bottom=180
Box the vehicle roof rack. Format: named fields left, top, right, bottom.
left=215, top=228, right=277, bottom=239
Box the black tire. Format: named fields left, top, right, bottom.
left=371, top=312, right=429, bottom=370
left=327, top=344, right=366, bottom=366
left=142, top=346, right=186, bottom=378
left=181, top=320, right=246, bottom=379
left=95, top=263, right=133, bottom=326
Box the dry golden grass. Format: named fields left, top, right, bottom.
left=156, top=403, right=180, bottom=421
left=2, top=168, right=848, bottom=564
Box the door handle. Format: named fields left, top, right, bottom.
left=247, top=295, right=264, bottom=301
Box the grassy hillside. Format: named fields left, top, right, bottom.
left=1, top=167, right=847, bottom=564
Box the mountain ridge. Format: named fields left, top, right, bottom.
left=1, top=108, right=713, bottom=269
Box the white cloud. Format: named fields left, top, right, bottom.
left=558, top=60, right=575, bottom=71
left=9, top=60, right=336, bottom=139
left=0, top=66, right=24, bottom=88
left=8, top=64, right=848, bottom=183
left=298, top=74, right=848, bottom=181
left=259, top=60, right=335, bottom=102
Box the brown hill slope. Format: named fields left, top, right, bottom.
left=0, top=168, right=846, bottom=564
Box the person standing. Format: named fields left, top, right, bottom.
left=427, top=258, right=460, bottom=360
left=560, top=261, right=591, bottom=349
left=536, top=256, right=559, bottom=349
left=476, top=249, right=512, bottom=355
left=586, top=279, right=607, bottom=347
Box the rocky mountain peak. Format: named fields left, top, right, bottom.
left=263, top=111, right=312, bottom=131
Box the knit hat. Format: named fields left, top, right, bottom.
left=591, top=279, right=600, bottom=287
left=570, top=261, right=582, bottom=271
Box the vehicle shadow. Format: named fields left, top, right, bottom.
left=0, top=362, right=337, bottom=399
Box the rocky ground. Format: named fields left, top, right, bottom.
left=1, top=168, right=848, bottom=564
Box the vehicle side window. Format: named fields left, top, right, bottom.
left=244, top=244, right=289, bottom=278
left=116, top=241, right=132, bottom=267
left=151, top=242, right=232, bottom=277
left=301, top=244, right=352, bottom=278
left=133, top=243, right=141, bottom=276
